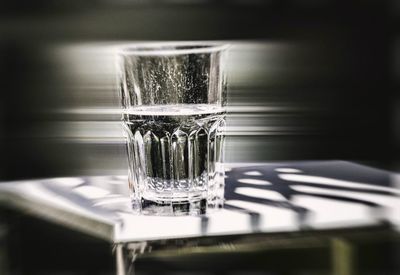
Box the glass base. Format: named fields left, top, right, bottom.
left=139, top=197, right=207, bottom=216
left=130, top=186, right=224, bottom=216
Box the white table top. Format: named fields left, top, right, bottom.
left=0, top=161, right=399, bottom=244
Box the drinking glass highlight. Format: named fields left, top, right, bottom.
left=118, top=43, right=228, bottom=215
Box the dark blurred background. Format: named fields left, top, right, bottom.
left=0, top=0, right=399, bottom=181
left=1, top=2, right=400, bottom=275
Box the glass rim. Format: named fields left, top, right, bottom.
left=118, top=42, right=230, bottom=56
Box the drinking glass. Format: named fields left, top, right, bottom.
left=117, top=42, right=228, bottom=215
